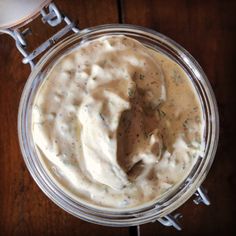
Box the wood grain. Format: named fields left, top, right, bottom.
left=123, top=0, right=236, bottom=235
left=0, top=0, right=235, bottom=235
left=0, top=1, right=128, bottom=236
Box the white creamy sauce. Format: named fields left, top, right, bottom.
left=32, top=35, right=204, bottom=208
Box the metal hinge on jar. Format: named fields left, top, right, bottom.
left=156, top=185, right=210, bottom=231
left=0, top=2, right=79, bottom=70
left=193, top=186, right=210, bottom=205
left=157, top=213, right=183, bottom=231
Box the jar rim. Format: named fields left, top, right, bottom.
left=18, top=24, right=219, bottom=226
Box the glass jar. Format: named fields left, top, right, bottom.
left=18, top=24, right=219, bottom=227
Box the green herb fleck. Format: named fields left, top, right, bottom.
left=183, top=119, right=189, bottom=128
left=139, top=74, right=145, bottom=80
left=128, top=88, right=135, bottom=97
left=144, top=130, right=149, bottom=139
left=160, top=110, right=166, bottom=117
left=172, top=70, right=182, bottom=85
left=132, top=71, right=137, bottom=79
left=157, top=108, right=166, bottom=118
left=99, top=113, right=105, bottom=121
left=195, top=116, right=200, bottom=123
left=162, top=143, right=167, bottom=152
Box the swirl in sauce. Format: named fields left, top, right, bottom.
left=32, top=36, right=204, bottom=208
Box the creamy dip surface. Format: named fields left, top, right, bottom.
left=32, top=35, right=204, bottom=209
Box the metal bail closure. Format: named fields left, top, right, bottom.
left=0, top=1, right=79, bottom=70
left=193, top=185, right=211, bottom=205
left=0, top=0, right=52, bottom=30
left=157, top=213, right=183, bottom=231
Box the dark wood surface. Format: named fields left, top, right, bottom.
left=0, top=0, right=235, bottom=235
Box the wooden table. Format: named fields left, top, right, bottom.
left=0, top=0, right=235, bottom=235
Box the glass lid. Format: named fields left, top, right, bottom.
left=0, top=0, right=51, bottom=30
